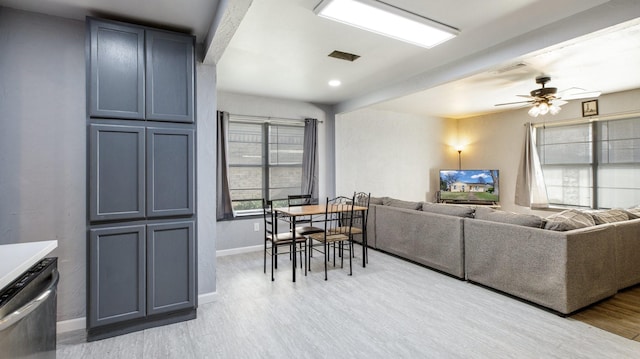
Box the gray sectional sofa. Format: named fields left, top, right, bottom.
left=376, top=205, right=465, bottom=278
left=364, top=197, right=640, bottom=315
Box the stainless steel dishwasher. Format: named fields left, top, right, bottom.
left=0, top=257, right=58, bottom=359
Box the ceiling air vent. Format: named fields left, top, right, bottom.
left=328, top=50, right=360, bottom=62
left=493, top=62, right=528, bottom=74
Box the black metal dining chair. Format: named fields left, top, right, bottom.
left=287, top=194, right=324, bottom=236
left=263, top=199, right=307, bottom=281
left=307, top=196, right=354, bottom=280
left=350, top=192, right=371, bottom=265
left=329, top=192, right=370, bottom=266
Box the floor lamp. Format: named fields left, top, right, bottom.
left=456, top=146, right=463, bottom=170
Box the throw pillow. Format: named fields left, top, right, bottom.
left=624, top=206, right=640, bottom=220
left=382, top=197, right=422, bottom=210
left=588, top=209, right=629, bottom=225
left=474, top=207, right=544, bottom=228
left=421, top=202, right=475, bottom=218
left=544, top=209, right=596, bottom=231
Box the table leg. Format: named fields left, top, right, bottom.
left=361, top=209, right=367, bottom=268
left=362, top=229, right=367, bottom=268
left=292, top=215, right=296, bottom=282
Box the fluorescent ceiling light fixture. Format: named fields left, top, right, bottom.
left=314, top=0, right=459, bottom=48
left=328, top=79, right=342, bottom=87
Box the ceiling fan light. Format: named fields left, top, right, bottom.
left=549, top=104, right=561, bottom=115
left=538, top=102, right=549, bottom=115
left=528, top=105, right=540, bottom=117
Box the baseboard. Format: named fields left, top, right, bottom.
left=57, top=291, right=220, bottom=334
left=216, top=244, right=262, bottom=257
left=198, top=291, right=218, bottom=304
left=57, top=317, right=85, bottom=334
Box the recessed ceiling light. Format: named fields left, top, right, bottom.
left=314, top=0, right=459, bottom=48
left=328, top=79, right=342, bottom=87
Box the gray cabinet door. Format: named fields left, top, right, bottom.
left=89, top=124, right=146, bottom=221
left=89, top=225, right=146, bottom=328
left=89, top=19, right=145, bottom=120
left=145, top=30, right=195, bottom=123
left=146, top=221, right=196, bottom=315
left=146, top=128, right=194, bottom=217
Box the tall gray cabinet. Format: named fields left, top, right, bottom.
left=86, top=17, right=196, bottom=341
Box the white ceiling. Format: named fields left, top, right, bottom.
left=3, top=0, right=640, bottom=119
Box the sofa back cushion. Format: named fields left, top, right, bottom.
left=421, top=202, right=475, bottom=218
left=474, top=207, right=544, bottom=228
left=588, top=209, right=629, bottom=225
left=544, top=209, right=596, bottom=231
left=623, top=206, right=640, bottom=219
left=382, top=197, right=422, bottom=210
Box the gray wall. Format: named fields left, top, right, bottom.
left=195, top=62, right=217, bottom=295
left=0, top=7, right=86, bottom=322
left=0, top=7, right=218, bottom=323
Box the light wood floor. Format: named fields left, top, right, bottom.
left=572, top=285, right=640, bottom=342
left=58, top=246, right=640, bottom=358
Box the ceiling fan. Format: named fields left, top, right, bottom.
left=495, top=76, right=601, bottom=117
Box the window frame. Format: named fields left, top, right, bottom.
left=227, top=117, right=305, bottom=216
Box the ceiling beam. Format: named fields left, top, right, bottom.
left=201, top=0, right=252, bottom=64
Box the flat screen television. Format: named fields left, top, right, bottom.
left=439, top=169, right=499, bottom=203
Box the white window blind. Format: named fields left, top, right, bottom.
left=536, top=116, right=640, bottom=208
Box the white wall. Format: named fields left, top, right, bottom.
left=335, top=108, right=454, bottom=202
left=216, top=91, right=335, bottom=251
left=0, top=7, right=219, bottom=323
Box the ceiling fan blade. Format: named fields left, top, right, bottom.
left=551, top=99, right=568, bottom=106
left=516, top=94, right=535, bottom=99
left=494, top=100, right=534, bottom=106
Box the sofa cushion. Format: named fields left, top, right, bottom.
left=624, top=206, right=640, bottom=219
left=422, top=202, right=475, bottom=218
left=588, top=209, right=629, bottom=224
left=382, top=197, right=422, bottom=210
left=474, top=207, right=544, bottom=228
left=544, top=209, right=596, bottom=231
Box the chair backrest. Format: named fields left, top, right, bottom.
left=288, top=194, right=314, bottom=225
left=288, top=194, right=312, bottom=207
left=353, top=192, right=371, bottom=228
left=324, top=195, right=355, bottom=236
left=262, top=199, right=277, bottom=238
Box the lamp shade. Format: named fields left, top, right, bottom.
left=528, top=105, right=541, bottom=117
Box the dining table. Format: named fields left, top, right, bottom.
left=275, top=203, right=368, bottom=282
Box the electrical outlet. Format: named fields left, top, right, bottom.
left=253, top=223, right=259, bottom=232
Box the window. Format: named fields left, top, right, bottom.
left=227, top=118, right=305, bottom=214
left=536, top=116, right=640, bottom=208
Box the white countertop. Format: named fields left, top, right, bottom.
left=0, top=240, right=58, bottom=290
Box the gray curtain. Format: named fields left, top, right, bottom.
left=216, top=111, right=234, bottom=220
left=301, top=118, right=318, bottom=203
left=515, top=122, right=549, bottom=208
